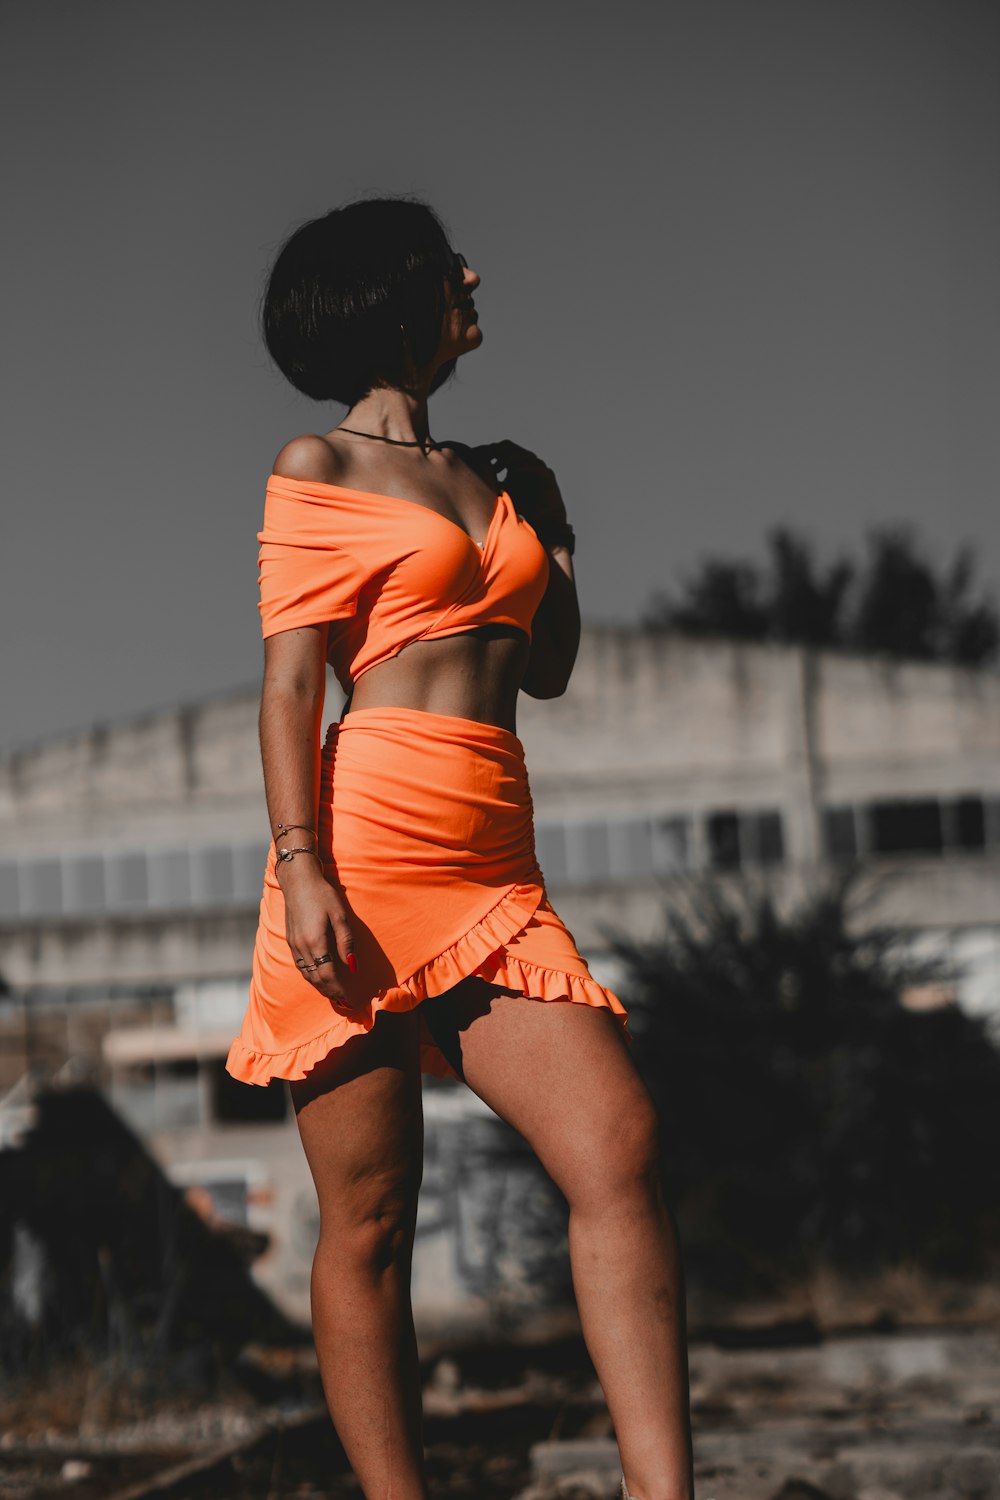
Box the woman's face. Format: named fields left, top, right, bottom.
left=434, top=251, right=483, bottom=366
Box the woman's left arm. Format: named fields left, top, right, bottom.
left=484, top=440, right=581, bottom=699
left=520, top=539, right=581, bottom=698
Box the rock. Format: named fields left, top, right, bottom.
left=528, top=1438, right=622, bottom=1498
left=59, top=1458, right=94, bottom=1481
left=428, top=1356, right=462, bottom=1394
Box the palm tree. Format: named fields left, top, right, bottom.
left=643, top=522, right=999, bottom=667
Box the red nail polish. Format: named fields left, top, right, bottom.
left=347, top=953, right=357, bottom=973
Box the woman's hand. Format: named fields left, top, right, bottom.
left=277, top=859, right=358, bottom=1008
left=474, top=440, right=569, bottom=537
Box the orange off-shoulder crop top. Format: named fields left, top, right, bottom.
left=257, top=474, right=551, bottom=694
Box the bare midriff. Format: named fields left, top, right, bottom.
left=316, top=439, right=538, bottom=736
left=345, top=624, right=531, bottom=736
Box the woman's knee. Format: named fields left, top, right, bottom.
left=564, top=1092, right=664, bottom=1210
left=290, top=1011, right=426, bottom=1267
left=320, top=1160, right=424, bottom=1269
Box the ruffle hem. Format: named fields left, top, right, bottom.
left=225, top=878, right=632, bottom=1086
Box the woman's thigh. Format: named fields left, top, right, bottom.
left=289, top=1006, right=425, bottom=1222
left=422, top=983, right=660, bottom=1205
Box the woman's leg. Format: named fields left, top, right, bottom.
left=289, top=1007, right=428, bottom=1500
left=424, top=984, right=695, bottom=1500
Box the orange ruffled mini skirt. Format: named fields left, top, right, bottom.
left=225, top=705, right=632, bottom=1085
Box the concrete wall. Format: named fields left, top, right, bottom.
left=2, top=628, right=1000, bottom=988
left=0, top=685, right=265, bottom=849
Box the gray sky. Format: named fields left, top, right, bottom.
left=3, top=0, right=998, bottom=753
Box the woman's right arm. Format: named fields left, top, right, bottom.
left=260, top=624, right=357, bottom=1006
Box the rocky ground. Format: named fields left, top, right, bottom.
left=522, top=1325, right=1000, bottom=1500
left=0, top=1323, right=997, bottom=1499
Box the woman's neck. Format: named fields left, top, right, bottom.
left=342, top=385, right=434, bottom=449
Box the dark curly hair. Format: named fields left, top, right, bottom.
left=260, top=195, right=461, bottom=405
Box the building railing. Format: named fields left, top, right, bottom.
left=4, top=793, right=1000, bottom=922
left=0, top=803, right=789, bottom=921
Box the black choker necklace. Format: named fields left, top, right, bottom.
left=338, top=426, right=441, bottom=451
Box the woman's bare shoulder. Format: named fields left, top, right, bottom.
left=271, top=433, right=346, bottom=484
left=441, top=439, right=502, bottom=495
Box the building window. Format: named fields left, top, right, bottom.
left=607, top=819, right=655, bottom=882
left=706, top=811, right=741, bottom=869
left=703, top=809, right=785, bottom=870
left=106, top=851, right=149, bottom=911
left=536, top=824, right=568, bottom=885
left=869, top=800, right=943, bottom=855
left=564, top=820, right=612, bottom=886
left=19, top=859, right=63, bottom=918
left=824, top=794, right=998, bottom=862
left=950, top=796, right=986, bottom=851
left=155, top=1057, right=203, bottom=1129
left=64, top=855, right=106, bottom=915
left=148, top=849, right=191, bottom=910
left=536, top=815, right=694, bottom=886
left=987, top=799, right=1000, bottom=848
left=190, top=845, right=235, bottom=906
left=110, top=1056, right=205, bottom=1132
left=232, top=842, right=269, bottom=902
left=750, top=810, right=785, bottom=866
left=650, top=816, right=690, bottom=875
left=823, top=806, right=857, bottom=861
left=0, top=861, right=19, bottom=920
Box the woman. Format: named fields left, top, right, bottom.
left=226, top=196, right=696, bottom=1500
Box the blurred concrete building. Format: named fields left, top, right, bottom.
left=2, top=627, right=999, bottom=1331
